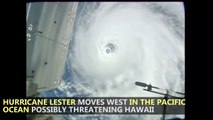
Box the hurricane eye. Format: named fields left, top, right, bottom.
left=105, top=43, right=116, bottom=54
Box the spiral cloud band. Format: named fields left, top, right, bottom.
left=66, top=2, right=184, bottom=98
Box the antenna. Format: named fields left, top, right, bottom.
left=135, top=81, right=185, bottom=120
left=135, top=81, right=185, bottom=97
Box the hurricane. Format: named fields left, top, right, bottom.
left=67, top=2, right=184, bottom=97
left=42, top=2, right=185, bottom=120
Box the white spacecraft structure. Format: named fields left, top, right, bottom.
left=26, top=2, right=78, bottom=97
